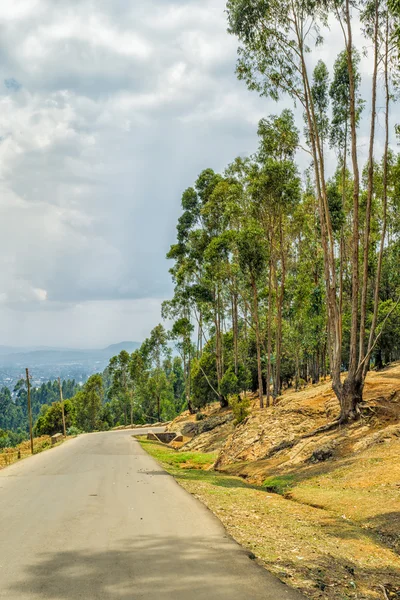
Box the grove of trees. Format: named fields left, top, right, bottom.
left=164, top=0, right=400, bottom=423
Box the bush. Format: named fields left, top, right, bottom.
left=221, top=369, right=239, bottom=398
left=66, top=426, right=81, bottom=436
left=195, top=413, right=205, bottom=421
left=228, top=393, right=250, bottom=425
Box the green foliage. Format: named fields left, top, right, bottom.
left=72, top=374, right=103, bottom=432
left=262, top=475, right=295, bottom=495
left=34, top=400, right=74, bottom=436
left=228, top=393, right=251, bottom=425
left=220, top=369, right=240, bottom=398
left=66, top=426, right=81, bottom=436
left=191, top=351, right=218, bottom=409
left=0, top=428, right=27, bottom=449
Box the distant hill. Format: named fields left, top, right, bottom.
left=0, top=342, right=141, bottom=366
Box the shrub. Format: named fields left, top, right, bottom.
left=228, top=393, right=250, bottom=425
left=66, top=426, right=81, bottom=436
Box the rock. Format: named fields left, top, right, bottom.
left=307, top=443, right=336, bottom=463
left=353, top=423, right=400, bottom=452
left=181, top=414, right=234, bottom=438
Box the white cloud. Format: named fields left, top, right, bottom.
left=0, top=0, right=393, bottom=347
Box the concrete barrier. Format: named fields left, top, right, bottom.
left=51, top=433, right=64, bottom=445
left=147, top=431, right=177, bottom=444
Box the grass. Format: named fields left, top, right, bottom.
left=139, top=440, right=218, bottom=469
left=0, top=435, right=66, bottom=470
left=262, top=474, right=295, bottom=495
left=139, top=437, right=400, bottom=600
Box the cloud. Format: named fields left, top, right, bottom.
left=0, top=0, right=390, bottom=347
left=0, top=0, right=268, bottom=346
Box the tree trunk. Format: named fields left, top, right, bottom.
left=359, top=0, right=379, bottom=365
left=251, top=276, right=264, bottom=408
left=214, top=287, right=223, bottom=405
left=338, top=377, right=363, bottom=422
left=232, top=291, right=239, bottom=377
left=363, top=7, right=390, bottom=379
left=273, top=219, right=285, bottom=399
left=266, top=256, right=273, bottom=406
left=345, top=0, right=361, bottom=390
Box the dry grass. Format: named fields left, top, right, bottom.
left=140, top=438, right=400, bottom=600
left=143, top=365, right=400, bottom=600
left=0, top=435, right=61, bottom=469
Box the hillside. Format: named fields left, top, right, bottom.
left=162, top=364, right=400, bottom=599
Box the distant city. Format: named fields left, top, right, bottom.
left=0, top=342, right=141, bottom=390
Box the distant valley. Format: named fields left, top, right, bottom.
left=0, top=342, right=141, bottom=389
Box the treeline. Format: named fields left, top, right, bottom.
left=163, top=0, right=400, bottom=421
left=32, top=327, right=186, bottom=436
left=0, top=380, right=79, bottom=447
left=0, top=328, right=187, bottom=442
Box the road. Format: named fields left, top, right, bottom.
left=0, top=429, right=305, bottom=599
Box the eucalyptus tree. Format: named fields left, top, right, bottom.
left=253, top=109, right=301, bottom=398
left=108, top=350, right=132, bottom=426
left=226, top=0, right=398, bottom=422
left=129, top=349, right=148, bottom=423
left=237, top=222, right=268, bottom=407
left=73, top=374, right=103, bottom=432
left=162, top=290, right=194, bottom=413
left=143, top=324, right=170, bottom=422
left=226, top=0, right=347, bottom=416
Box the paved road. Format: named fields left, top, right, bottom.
left=0, top=430, right=304, bottom=599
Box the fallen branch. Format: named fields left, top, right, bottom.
left=199, top=365, right=220, bottom=399
left=378, top=584, right=389, bottom=600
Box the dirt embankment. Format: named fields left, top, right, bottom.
left=215, top=365, right=400, bottom=478
left=164, top=364, right=400, bottom=599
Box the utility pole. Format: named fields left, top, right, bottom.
left=25, top=368, right=34, bottom=455
left=58, top=377, right=67, bottom=437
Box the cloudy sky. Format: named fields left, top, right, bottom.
left=0, top=0, right=388, bottom=348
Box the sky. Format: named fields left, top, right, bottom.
left=0, top=0, right=390, bottom=348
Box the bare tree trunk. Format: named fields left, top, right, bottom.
left=359, top=0, right=379, bottom=365
left=251, top=275, right=264, bottom=409
left=215, top=286, right=228, bottom=408
left=232, top=291, right=239, bottom=376
left=363, top=8, right=390, bottom=379
left=339, top=127, right=347, bottom=345
left=187, top=345, right=193, bottom=414
left=296, top=20, right=343, bottom=408
left=273, top=220, right=286, bottom=399
left=345, top=0, right=361, bottom=391
left=266, top=255, right=273, bottom=406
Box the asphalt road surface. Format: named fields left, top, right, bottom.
left=0, top=429, right=305, bottom=599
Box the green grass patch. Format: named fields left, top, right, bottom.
left=137, top=438, right=217, bottom=468
left=262, top=474, right=295, bottom=495
left=137, top=438, right=258, bottom=489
